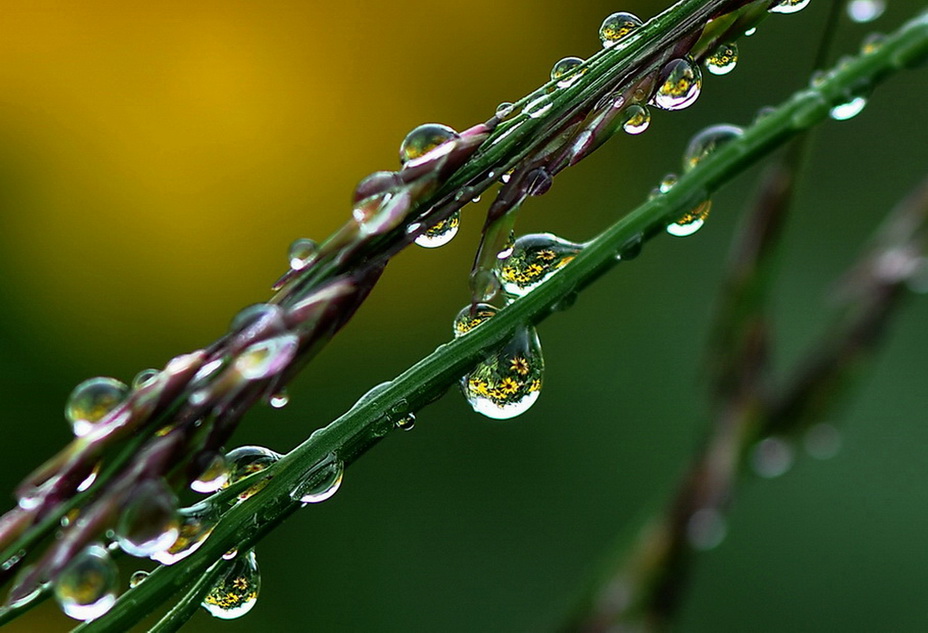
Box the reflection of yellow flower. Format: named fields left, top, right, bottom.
left=232, top=577, right=249, bottom=591
left=468, top=378, right=490, bottom=396
left=536, top=249, right=556, bottom=262
left=510, top=356, right=530, bottom=376
left=529, top=379, right=542, bottom=392
left=499, top=377, right=520, bottom=395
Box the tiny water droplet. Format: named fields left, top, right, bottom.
left=599, top=12, right=643, bottom=47
left=128, top=570, right=149, bottom=588
left=495, top=102, right=516, bottom=119
left=132, top=369, right=160, bottom=390
left=847, top=0, right=885, bottom=22
left=498, top=233, right=583, bottom=297
left=683, top=124, right=743, bottom=172
left=202, top=550, right=260, bottom=619
left=65, top=377, right=129, bottom=437
left=769, top=0, right=811, bottom=14
left=54, top=544, right=118, bottom=621
left=150, top=505, right=217, bottom=565
left=234, top=334, right=300, bottom=381
left=453, top=303, right=499, bottom=338
left=666, top=199, right=711, bottom=237
left=222, top=548, right=238, bottom=560
left=686, top=508, right=727, bottom=550
left=652, top=58, right=702, bottom=111
left=751, top=437, right=795, bottom=478
left=803, top=423, right=842, bottom=460
left=415, top=211, right=460, bottom=248
left=705, top=42, right=739, bottom=76
left=861, top=32, right=886, bottom=54
left=288, top=238, right=318, bottom=271
left=399, top=123, right=458, bottom=165
left=551, top=56, right=585, bottom=87
left=829, top=95, right=867, bottom=120
left=659, top=173, right=678, bottom=193
left=191, top=453, right=230, bottom=494
left=291, top=453, right=344, bottom=505
left=744, top=26, right=757, bottom=36
left=77, top=462, right=101, bottom=493
left=622, top=104, right=651, bottom=134
left=116, top=479, right=180, bottom=557
left=500, top=169, right=514, bottom=184
left=268, top=389, right=290, bottom=409
left=395, top=412, right=416, bottom=431
left=223, top=446, right=282, bottom=501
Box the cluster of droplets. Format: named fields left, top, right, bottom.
left=454, top=304, right=544, bottom=420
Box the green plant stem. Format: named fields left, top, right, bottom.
left=69, top=13, right=928, bottom=633
left=147, top=560, right=227, bottom=633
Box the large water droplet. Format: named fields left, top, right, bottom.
left=291, top=453, right=345, bottom=505
left=288, top=238, right=318, bottom=271
left=622, top=104, right=651, bottom=134
left=191, top=453, right=230, bottom=494
left=452, top=303, right=500, bottom=338
left=683, top=124, right=743, bottom=172
left=116, top=479, right=180, bottom=557
left=705, top=42, right=739, bottom=76
left=415, top=211, right=460, bottom=248
left=234, top=334, right=299, bottom=381
left=524, top=94, right=553, bottom=118
left=551, top=56, right=585, bottom=87
left=847, top=0, right=885, bottom=22
left=150, top=505, right=217, bottom=565
left=750, top=437, right=795, bottom=478
left=652, top=58, right=702, bottom=111
left=599, top=12, right=643, bottom=47
left=54, top=544, right=118, bottom=621
left=497, top=233, right=583, bottom=297
left=666, top=200, right=712, bottom=237
left=223, top=446, right=282, bottom=501
left=829, top=95, right=867, bottom=120
left=399, top=123, right=459, bottom=165
left=769, top=0, right=811, bottom=14
left=202, top=550, right=260, bottom=619
left=65, top=377, right=129, bottom=437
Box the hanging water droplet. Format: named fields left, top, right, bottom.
left=495, top=102, right=516, bottom=119
left=621, top=104, right=651, bottom=134
left=497, top=233, right=583, bottom=297
left=268, top=389, right=290, bottom=409
left=525, top=167, right=553, bottom=196
left=415, top=211, right=461, bottom=248
left=291, top=453, right=345, bottom=505
left=803, top=423, right=842, bottom=460
left=202, top=550, right=260, bottom=620
left=453, top=303, right=499, bottom=338
left=191, top=453, right=230, bottom=494
left=652, top=58, right=702, bottom=111
left=686, top=508, right=727, bottom=550
left=666, top=200, right=712, bottom=237
left=116, top=479, right=180, bottom=557
left=288, top=238, right=318, bottom=271
left=551, top=56, right=585, bottom=87
left=223, top=446, right=282, bottom=501
left=705, top=42, right=739, bottom=75
left=65, top=377, right=129, bottom=437
left=751, top=437, right=795, bottom=478
left=829, top=95, right=868, bottom=120
left=683, top=124, right=744, bottom=172
left=399, top=123, right=459, bottom=165
left=76, top=462, right=101, bottom=493
left=599, top=12, right=643, bottom=47
left=459, top=312, right=544, bottom=420
left=234, top=334, right=300, bottom=381
left=223, top=548, right=239, bottom=560
left=131, top=369, right=160, bottom=390
left=128, top=570, right=149, bottom=588
left=395, top=412, right=416, bottom=431
left=620, top=233, right=644, bottom=260
left=744, top=27, right=757, bottom=36
left=848, top=0, right=885, bottom=21
left=54, top=544, right=119, bottom=621
left=150, top=505, right=217, bottom=565
left=769, top=0, right=811, bottom=14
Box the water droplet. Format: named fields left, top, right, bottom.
left=803, top=423, right=842, bottom=460
left=223, top=548, right=239, bottom=560
left=291, top=453, right=344, bottom=505
left=686, top=508, right=727, bottom=550
left=288, top=238, right=318, bottom=271
left=599, top=12, right=643, bottom=47
left=453, top=303, right=499, bottom=338
left=395, top=412, right=416, bottom=431
left=76, top=462, right=101, bottom=493
left=622, top=104, right=651, bottom=134
left=128, top=570, right=148, bottom=588
left=751, top=437, right=795, bottom=478
left=659, top=173, right=678, bottom=193
left=744, top=26, right=757, bottom=36
left=459, top=311, right=544, bottom=420
left=683, top=124, right=743, bottom=172
left=267, top=389, right=289, bottom=409
left=769, top=0, right=811, bottom=14
left=54, top=544, right=118, bottom=621
left=620, top=233, right=644, bottom=260
left=495, top=102, right=516, bottom=119
left=415, top=211, right=460, bottom=248
left=525, top=167, right=553, bottom=196
left=652, top=58, right=702, bottom=111
left=132, top=369, right=160, bottom=390
left=497, top=233, right=583, bottom=297
left=861, top=32, right=886, bottom=54
left=399, top=123, right=459, bottom=165
left=65, top=377, right=129, bottom=437
left=150, top=505, right=217, bottom=565
left=705, top=42, right=739, bottom=75
left=234, top=334, right=300, bottom=381
left=524, top=92, right=553, bottom=118
left=829, top=95, right=867, bottom=120
left=223, top=446, right=282, bottom=501
left=116, top=479, right=180, bottom=557
left=666, top=199, right=712, bottom=237
left=191, top=453, right=230, bottom=494
left=202, top=550, right=260, bottom=619
left=469, top=269, right=501, bottom=301
left=847, top=0, right=885, bottom=22
left=551, top=56, right=585, bottom=87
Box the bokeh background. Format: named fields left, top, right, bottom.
left=1, top=0, right=926, bottom=631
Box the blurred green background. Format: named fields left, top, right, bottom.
left=1, top=0, right=926, bottom=631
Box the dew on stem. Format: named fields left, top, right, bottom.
left=415, top=211, right=461, bottom=248
left=652, top=58, right=703, bottom=111
left=683, top=124, right=744, bottom=172
left=622, top=104, right=651, bottom=134
left=202, top=550, right=260, bottom=619
left=53, top=544, right=118, bottom=621
left=290, top=453, right=344, bottom=505
left=399, top=123, right=459, bottom=165
left=829, top=95, right=868, bottom=120
left=705, top=42, right=739, bottom=75
left=222, top=446, right=282, bottom=501
left=65, top=377, right=130, bottom=437
left=288, top=238, right=318, bottom=271
left=497, top=233, right=583, bottom=297
left=599, top=12, right=643, bottom=47
left=115, top=479, right=180, bottom=558
left=768, top=0, right=811, bottom=15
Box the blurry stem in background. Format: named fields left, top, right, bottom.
left=59, top=15, right=928, bottom=633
